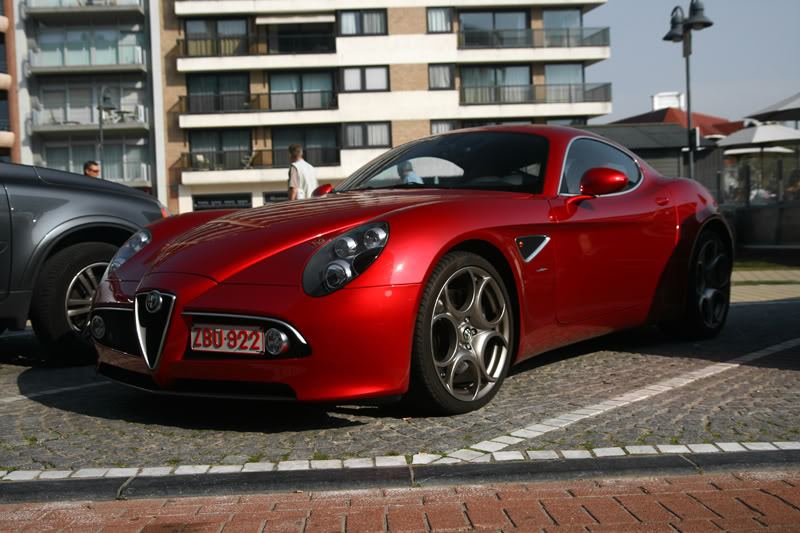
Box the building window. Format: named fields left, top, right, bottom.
left=461, top=65, right=531, bottom=104
left=188, top=129, right=252, bottom=170
left=342, top=66, right=389, bottom=92
left=429, top=64, right=454, bottom=90
left=273, top=126, right=339, bottom=167
left=184, top=19, right=248, bottom=56
left=187, top=73, right=249, bottom=113
left=339, top=10, right=387, bottom=36
left=34, top=27, right=144, bottom=67
left=427, top=8, right=452, bottom=33
left=431, top=120, right=457, bottom=134
left=459, top=11, right=529, bottom=48
left=193, top=194, right=252, bottom=211
left=264, top=191, right=289, bottom=203
left=547, top=117, right=587, bottom=126
left=270, top=71, right=335, bottom=110
left=344, top=123, right=391, bottom=148
left=44, top=138, right=149, bottom=182
left=544, top=63, right=585, bottom=103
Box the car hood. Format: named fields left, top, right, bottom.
left=145, top=190, right=507, bottom=283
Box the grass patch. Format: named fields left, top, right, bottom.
left=312, top=452, right=329, bottom=461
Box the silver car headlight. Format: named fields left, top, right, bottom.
left=302, top=222, right=389, bottom=296
left=101, top=229, right=152, bottom=283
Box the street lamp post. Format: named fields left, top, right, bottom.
left=663, top=0, right=713, bottom=180
left=97, top=86, right=117, bottom=180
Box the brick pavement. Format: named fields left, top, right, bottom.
left=1, top=471, right=799, bottom=531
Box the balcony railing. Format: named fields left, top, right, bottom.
left=181, top=147, right=340, bottom=171
left=30, top=44, right=144, bottom=68
left=177, top=33, right=336, bottom=57
left=460, top=83, right=611, bottom=105
left=178, top=91, right=337, bottom=114
left=32, top=104, right=148, bottom=127
left=458, top=27, right=610, bottom=49
left=25, top=0, right=142, bottom=7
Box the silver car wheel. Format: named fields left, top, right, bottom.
left=64, top=261, right=108, bottom=333
left=430, top=266, right=510, bottom=402
left=694, top=237, right=730, bottom=330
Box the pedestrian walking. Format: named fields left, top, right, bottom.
left=287, top=144, right=318, bottom=200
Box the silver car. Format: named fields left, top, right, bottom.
left=0, top=162, right=166, bottom=359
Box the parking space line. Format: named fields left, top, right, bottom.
left=0, top=382, right=112, bottom=404
left=444, top=337, right=800, bottom=462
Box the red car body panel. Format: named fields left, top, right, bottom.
left=91, top=125, right=732, bottom=404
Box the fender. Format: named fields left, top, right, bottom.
left=19, top=215, right=141, bottom=290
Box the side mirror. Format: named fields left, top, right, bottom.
left=312, top=183, right=333, bottom=197
left=580, top=167, right=628, bottom=196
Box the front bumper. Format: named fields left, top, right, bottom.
left=91, top=273, right=421, bottom=403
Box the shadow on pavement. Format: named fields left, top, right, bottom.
left=5, top=300, right=799, bottom=433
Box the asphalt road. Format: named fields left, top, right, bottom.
left=1, top=297, right=798, bottom=472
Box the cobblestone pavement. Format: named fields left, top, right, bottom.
left=2, top=471, right=800, bottom=531
left=0, top=284, right=798, bottom=472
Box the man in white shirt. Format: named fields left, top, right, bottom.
left=288, top=144, right=318, bottom=200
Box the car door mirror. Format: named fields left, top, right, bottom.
left=312, top=184, right=333, bottom=197
left=580, top=167, right=628, bottom=196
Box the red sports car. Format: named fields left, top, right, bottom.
left=90, top=126, right=732, bottom=414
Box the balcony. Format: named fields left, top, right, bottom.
left=180, top=147, right=340, bottom=171
left=178, top=91, right=337, bottom=114
left=460, top=83, right=612, bottom=106
left=23, top=0, right=144, bottom=23
left=31, top=105, right=149, bottom=135
left=28, top=45, right=146, bottom=75
left=458, top=27, right=610, bottom=49
left=177, top=33, right=336, bottom=57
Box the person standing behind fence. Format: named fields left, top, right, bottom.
left=287, top=144, right=318, bottom=200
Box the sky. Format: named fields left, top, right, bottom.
left=583, top=0, right=800, bottom=124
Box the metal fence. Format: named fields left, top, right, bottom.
left=181, top=147, right=340, bottom=171
left=460, top=83, right=611, bottom=105
left=178, top=91, right=337, bottom=114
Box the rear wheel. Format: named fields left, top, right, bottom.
left=407, top=252, right=514, bottom=415
left=30, top=242, right=117, bottom=362
left=661, top=231, right=731, bottom=340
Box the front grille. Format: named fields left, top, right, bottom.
left=135, top=290, right=177, bottom=369
left=92, top=307, right=140, bottom=356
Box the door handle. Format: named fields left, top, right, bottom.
left=655, top=197, right=670, bottom=206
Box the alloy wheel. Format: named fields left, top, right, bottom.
left=430, top=266, right=510, bottom=402
left=694, top=238, right=730, bottom=330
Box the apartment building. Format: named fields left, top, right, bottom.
left=164, top=0, right=612, bottom=213
left=1, top=0, right=17, bottom=161
left=14, top=0, right=156, bottom=190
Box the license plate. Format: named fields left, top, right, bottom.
left=191, top=324, right=265, bottom=355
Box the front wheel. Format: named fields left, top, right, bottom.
left=661, top=230, right=731, bottom=340
left=407, top=252, right=515, bottom=415
left=30, top=242, right=118, bottom=362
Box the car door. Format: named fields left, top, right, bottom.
left=0, top=183, right=10, bottom=302
left=548, top=137, right=676, bottom=324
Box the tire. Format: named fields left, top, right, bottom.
left=407, top=252, right=515, bottom=415
left=30, top=242, right=118, bottom=362
left=660, top=231, right=731, bottom=340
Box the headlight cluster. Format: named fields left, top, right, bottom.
left=101, top=229, right=152, bottom=283
left=302, top=222, right=389, bottom=297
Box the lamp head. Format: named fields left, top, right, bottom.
left=663, top=6, right=685, bottom=42
left=686, top=0, right=713, bottom=30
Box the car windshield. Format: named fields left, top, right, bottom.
left=340, top=131, right=549, bottom=194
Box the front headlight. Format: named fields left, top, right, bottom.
left=303, top=222, right=389, bottom=296
left=101, top=229, right=152, bottom=283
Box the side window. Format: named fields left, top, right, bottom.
left=561, top=138, right=641, bottom=194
